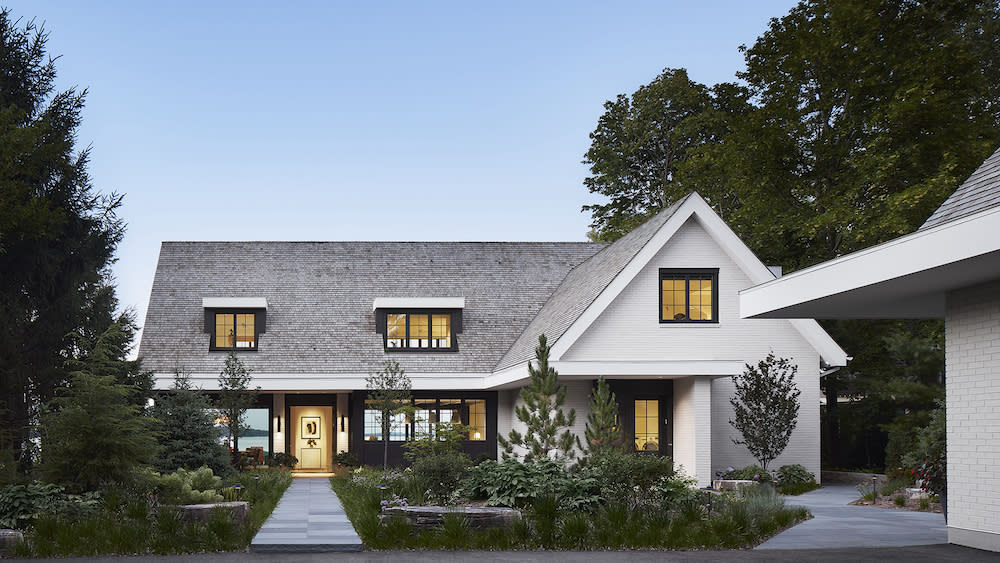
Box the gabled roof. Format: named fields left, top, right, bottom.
left=921, top=147, right=1000, bottom=230
left=498, top=193, right=848, bottom=369
left=139, top=241, right=603, bottom=376
left=495, top=196, right=691, bottom=370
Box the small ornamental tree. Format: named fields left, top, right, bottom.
left=729, top=353, right=801, bottom=471
left=580, top=376, right=624, bottom=456
left=216, top=351, right=259, bottom=464
left=498, top=334, right=577, bottom=462
left=365, top=359, right=411, bottom=470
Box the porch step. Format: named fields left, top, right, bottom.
left=250, top=476, right=363, bottom=553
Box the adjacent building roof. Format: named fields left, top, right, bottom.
left=921, top=147, right=1000, bottom=230
left=139, top=241, right=603, bottom=377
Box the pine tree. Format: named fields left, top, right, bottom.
left=729, top=353, right=801, bottom=471
left=152, top=371, right=231, bottom=476
left=498, top=334, right=577, bottom=462
left=580, top=377, right=624, bottom=456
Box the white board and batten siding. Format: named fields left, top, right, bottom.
left=558, top=216, right=822, bottom=482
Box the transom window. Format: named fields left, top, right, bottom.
left=212, top=312, right=258, bottom=350
left=659, top=269, right=718, bottom=323
left=385, top=312, right=453, bottom=350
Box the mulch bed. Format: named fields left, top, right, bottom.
left=849, top=492, right=942, bottom=513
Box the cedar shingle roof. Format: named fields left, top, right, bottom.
left=139, top=241, right=604, bottom=376
left=921, top=147, right=1000, bottom=230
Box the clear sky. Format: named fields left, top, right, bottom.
left=6, top=1, right=798, bottom=353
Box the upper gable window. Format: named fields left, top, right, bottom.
left=212, top=311, right=259, bottom=350
left=385, top=312, right=454, bottom=350
left=659, top=269, right=718, bottom=323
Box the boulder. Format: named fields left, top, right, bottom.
left=163, top=501, right=250, bottom=527
left=0, top=529, right=24, bottom=556
left=380, top=506, right=520, bottom=530
left=713, top=479, right=758, bottom=491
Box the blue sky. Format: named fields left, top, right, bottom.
left=6, top=1, right=798, bottom=351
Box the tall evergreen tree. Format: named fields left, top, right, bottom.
left=152, top=371, right=231, bottom=476
left=40, top=322, right=158, bottom=492
left=0, top=8, right=126, bottom=471
left=498, top=335, right=577, bottom=462
left=579, top=377, right=624, bottom=456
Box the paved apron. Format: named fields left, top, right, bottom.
left=250, top=476, right=363, bottom=552
left=756, top=483, right=948, bottom=549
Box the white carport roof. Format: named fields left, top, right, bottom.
left=740, top=204, right=1000, bottom=320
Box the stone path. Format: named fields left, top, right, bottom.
left=250, top=476, right=363, bottom=552
left=756, top=483, right=948, bottom=549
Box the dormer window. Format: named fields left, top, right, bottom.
left=386, top=312, right=453, bottom=349
left=203, top=297, right=267, bottom=351
left=373, top=297, right=463, bottom=352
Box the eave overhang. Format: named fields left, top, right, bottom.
left=740, top=206, right=1000, bottom=320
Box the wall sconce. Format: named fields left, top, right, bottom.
left=275, top=415, right=281, bottom=433
left=340, top=414, right=345, bottom=432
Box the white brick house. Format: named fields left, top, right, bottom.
left=139, top=193, right=845, bottom=486
left=741, top=148, right=1000, bottom=552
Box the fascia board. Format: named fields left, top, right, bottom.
left=153, top=372, right=491, bottom=392
left=202, top=297, right=268, bottom=309
left=740, top=206, right=1000, bottom=320
left=372, top=297, right=465, bottom=310
left=552, top=360, right=746, bottom=376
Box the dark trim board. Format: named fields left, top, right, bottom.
left=351, top=390, right=498, bottom=467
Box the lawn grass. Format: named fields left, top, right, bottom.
left=11, top=468, right=292, bottom=557
left=331, top=474, right=810, bottom=551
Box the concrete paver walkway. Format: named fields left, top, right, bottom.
left=757, top=483, right=948, bottom=549
left=250, top=476, right=362, bottom=552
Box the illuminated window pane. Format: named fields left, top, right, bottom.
left=215, top=314, right=234, bottom=348
left=432, top=314, right=451, bottom=348
left=409, top=314, right=429, bottom=348
left=439, top=399, right=461, bottom=426
left=467, top=399, right=486, bottom=441
left=634, top=400, right=659, bottom=452
left=236, top=314, right=255, bottom=348
left=386, top=314, right=406, bottom=348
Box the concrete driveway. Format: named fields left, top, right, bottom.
left=757, top=483, right=948, bottom=549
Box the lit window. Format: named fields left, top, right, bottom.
left=467, top=399, right=486, bottom=441
left=659, top=269, right=718, bottom=323
left=635, top=399, right=659, bottom=451
left=382, top=312, right=455, bottom=350
left=212, top=312, right=258, bottom=350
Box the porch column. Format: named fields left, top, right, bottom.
left=673, top=377, right=712, bottom=487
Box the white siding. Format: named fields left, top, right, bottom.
left=945, top=281, right=1000, bottom=551
left=562, top=216, right=822, bottom=479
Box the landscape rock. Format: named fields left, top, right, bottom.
left=0, top=529, right=24, bottom=556
left=380, top=506, right=520, bottom=530
left=162, top=501, right=250, bottom=527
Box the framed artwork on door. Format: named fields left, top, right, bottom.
left=301, top=416, right=321, bottom=439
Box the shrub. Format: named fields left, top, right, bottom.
left=461, top=459, right=598, bottom=510
left=776, top=464, right=814, bottom=486
left=270, top=452, right=297, bottom=468
left=719, top=465, right=770, bottom=482
left=778, top=482, right=820, bottom=496
left=154, top=466, right=224, bottom=505
left=0, top=482, right=101, bottom=530
left=894, top=494, right=906, bottom=506
left=333, top=451, right=359, bottom=467
left=411, top=452, right=471, bottom=504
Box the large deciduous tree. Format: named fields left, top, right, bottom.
left=0, top=9, right=126, bottom=471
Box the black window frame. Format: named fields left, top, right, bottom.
left=362, top=397, right=486, bottom=442
left=658, top=268, right=719, bottom=324
left=207, top=309, right=264, bottom=351
left=379, top=310, right=458, bottom=352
